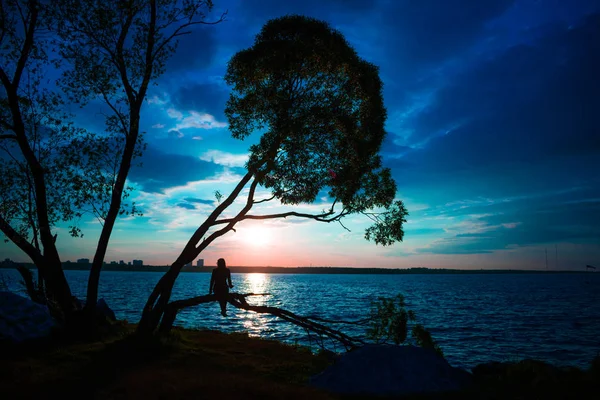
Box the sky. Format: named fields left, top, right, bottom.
left=3, top=0, right=600, bottom=270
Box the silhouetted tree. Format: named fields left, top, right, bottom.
left=0, top=0, right=109, bottom=319
left=52, top=0, right=225, bottom=318
left=0, top=0, right=224, bottom=324
left=138, top=15, right=409, bottom=335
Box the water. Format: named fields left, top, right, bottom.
left=2, top=269, right=599, bottom=371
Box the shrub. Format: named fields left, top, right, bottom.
left=366, top=294, right=443, bottom=356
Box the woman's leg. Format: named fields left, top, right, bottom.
left=215, top=287, right=229, bottom=316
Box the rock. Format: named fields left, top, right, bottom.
left=310, top=344, right=472, bottom=396
left=0, top=291, right=57, bottom=343
left=96, top=298, right=116, bottom=322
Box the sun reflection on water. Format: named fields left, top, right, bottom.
left=246, top=273, right=268, bottom=294
left=241, top=273, right=273, bottom=336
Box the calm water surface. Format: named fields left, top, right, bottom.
left=2, top=270, right=599, bottom=370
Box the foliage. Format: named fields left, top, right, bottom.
left=0, top=1, right=139, bottom=246
left=139, top=15, right=409, bottom=334
left=224, top=15, right=407, bottom=242
left=412, top=323, right=444, bottom=357
left=0, top=272, right=9, bottom=291
left=366, top=294, right=443, bottom=357
left=50, top=0, right=223, bottom=309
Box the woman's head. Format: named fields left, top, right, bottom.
left=217, top=258, right=226, bottom=268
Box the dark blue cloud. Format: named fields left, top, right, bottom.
left=171, top=82, right=229, bottom=120
left=129, top=146, right=222, bottom=193
left=236, top=0, right=375, bottom=23
left=166, top=24, right=219, bottom=73
left=386, top=12, right=600, bottom=202
left=415, top=185, right=600, bottom=254
left=380, top=0, right=515, bottom=65
left=184, top=197, right=215, bottom=205
left=176, top=203, right=196, bottom=210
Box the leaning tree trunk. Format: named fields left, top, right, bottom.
left=158, top=292, right=365, bottom=351
left=137, top=260, right=186, bottom=334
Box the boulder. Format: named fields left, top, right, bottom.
left=0, top=291, right=57, bottom=343
left=96, top=298, right=116, bottom=322
left=310, top=344, right=472, bottom=396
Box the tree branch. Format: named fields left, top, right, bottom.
left=0, top=66, right=12, bottom=89
left=252, top=193, right=277, bottom=204
left=0, top=134, right=17, bottom=140
left=13, top=0, right=37, bottom=88
left=0, top=213, right=43, bottom=265
left=115, top=8, right=136, bottom=104
left=212, top=209, right=344, bottom=226
left=152, top=10, right=227, bottom=61
left=159, top=292, right=364, bottom=350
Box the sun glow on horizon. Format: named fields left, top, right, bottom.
left=238, top=225, right=272, bottom=247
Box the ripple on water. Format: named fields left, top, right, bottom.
left=1, top=269, right=599, bottom=369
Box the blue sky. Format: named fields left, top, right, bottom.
left=3, top=0, right=600, bottom=269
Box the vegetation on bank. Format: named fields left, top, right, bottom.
left=1, top=323, right=599, bottom=400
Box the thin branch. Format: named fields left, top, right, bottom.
left=337, top=218, right=351, bottom=232
left=0, top=213, right=42, bottom=264
left=13, top=0, right=37, bottom=88
left=212, top=209, right=341, bottom=226
left=151, top=10, right=227, bottom=61
left=0, top=66, right=12, bottom=89
left=100, top=90, right=128, bottom=134
left=253, top=193, right=277, bottom=204
left=0, top=134, right=17, bottom=140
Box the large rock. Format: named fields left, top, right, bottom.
left=310, top=344, right=472, bottom=396
left=96, top=298, right=116, bottom=322
left=0, top=291, right=58, bottom=343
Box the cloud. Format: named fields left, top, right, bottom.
left=167, top=108, right=183, bottom=119
left=414, top=187, right=600, bottom=254
left=152, top=123, right=165, bottom=129
left=177, top=203, right=196, bottom=210
left=184, top=197, right=215, bottom=205
left=167, top=108, right=227, bottom=130
left=166, top=24, right=219, bottom=72
left=129, top=146, right=223, bottom=193
left=380, top=0, right=515, bottom=66
left=171, top=82, right=230, bottom=121
left=199, top=150, right=248, bottom=168
left=387, top=14, right=600, bottom=202
left=168, top=129, right=184, bottom=138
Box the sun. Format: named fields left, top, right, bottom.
left=240, top=226, right=271, bottom=247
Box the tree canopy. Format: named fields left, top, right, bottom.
left=224, top=15, right=407, bottom=244
left=139, top=15, right=408, bottom=334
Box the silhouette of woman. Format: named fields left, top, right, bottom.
left=209, top=258, right=234, bottom=316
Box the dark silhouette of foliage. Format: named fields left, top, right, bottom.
left=51, top=0, right=224, bottom=314
left=138, top=15, right=409, bottom=335
left=1, top=0, right=223, bottom=325
left=367, top=294, right=443, bottom=356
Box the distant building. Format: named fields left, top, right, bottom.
left=119, top=260, right=125, bottom=265
left=128, top=261, right=131, bottom=266
left=132, top=260, right=143, bottom=266
left=110, top=261, right=117, bottom=265
left=196, top=259, right=204, bottom=267
left=184, top=262, right=192, bottom=268
left=77, top=258, right=90, bottom=264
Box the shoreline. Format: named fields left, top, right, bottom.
left=0, top=263, right=596, bottom=275
left=1, top=324, right=599, bottom=399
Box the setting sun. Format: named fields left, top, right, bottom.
left=239, top=226, right=271, bottom=247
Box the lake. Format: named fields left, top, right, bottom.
left=1, top=269, right=599, bottom=371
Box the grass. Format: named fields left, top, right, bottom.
left=0, top=323, right=333, bottom=399
left=1, top=323, right=599, bottom=399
